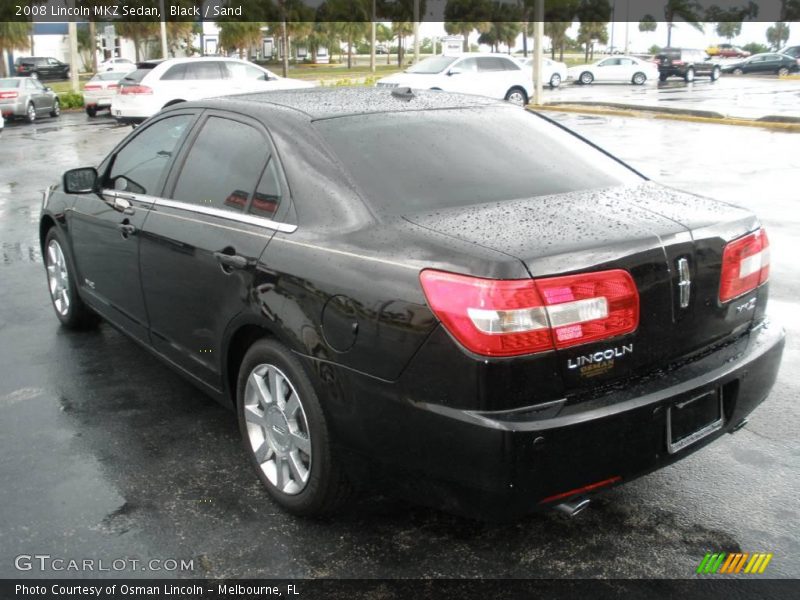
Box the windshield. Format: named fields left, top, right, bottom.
left=315, top=107, right=642, bottom=215
left=406, top=56, right=458, bottom=74
left=0, top=79, right=20, bottom=88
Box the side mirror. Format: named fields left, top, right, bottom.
left=447, top=68, right=463, bottom=76
left=63, top=167, right=98, bottom=194
left=44, top=86, right=52, bottom=92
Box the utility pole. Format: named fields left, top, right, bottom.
left=281, top=20, right=289, bottom=78
left=532, top=0, right=544, bottom=105
left=413, top=0, right=420, bottom=64
left=159, top=0, right=168, bottom=58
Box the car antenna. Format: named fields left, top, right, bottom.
left=391, top=87, right=415, bottom=101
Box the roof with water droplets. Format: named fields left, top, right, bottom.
left=215, top=86, right=507, bottom=120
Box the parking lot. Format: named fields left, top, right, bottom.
left=0, top=108, right=798, bottom=579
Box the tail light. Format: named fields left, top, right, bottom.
left=120, top=85, right=152, bottom=95
left=83, top=84, right=101, bottom=91
left=719, top=228, right=770, bottom=302
left=419, top=269, right=639, bottom=357
left=108, top=84, right=119, bottom=89
left=0, top=91, right=19, bottom=99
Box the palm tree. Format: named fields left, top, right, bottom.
left=377, top=23, right=393, bottom=65
left=444, top=0, right=493, bottom=52
left=663, top=0, right=704, bottom=47
left=115, top=22, right=159, bottom=62
left=393, top=21, right=413, bottom=67
left=219, top=22, right=264, bottom=59
left=0, top=22, right=31, bottom=78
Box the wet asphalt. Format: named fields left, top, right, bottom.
left=548, top=75, right=800, bottom=120
left=0, top=110, right=797, bottom=579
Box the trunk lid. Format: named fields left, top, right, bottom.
left=404, top=182, right=760, bottom=391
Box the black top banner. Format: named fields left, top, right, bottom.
left=0, top=0, right=797, bottom=23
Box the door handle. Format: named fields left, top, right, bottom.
left=214, top=251, right=248, bottom=271
left=117, top=222, right=136, bottom=238
left=113, top=196, right=136, bottom=215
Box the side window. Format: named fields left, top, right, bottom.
left=107, top=114, right=193, bottom=195
left=161, top=63, right=187, bottom=80
left=476, top=58, right=506, bottom=71
left=48, top=58, right=59, bottom=66
left=171, top=116, right=266, bottom=213
left=456, top=58, right=478, bottom=72
left=619, top=58, right=633, bottom=66
left=226, top=62, right=269, bottom=80
left=185, top=61, right=225, bottom=80
left=249, top=159, right=283, bottom=219
left=598, top=58, right=616, bottom=67
left=502, top=58, right=521, bottom=70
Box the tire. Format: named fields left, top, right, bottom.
left=632, top=72, right=646, bottom=85
left=579, top=71, right=594, bottom=85
left=659, top=72, right=668, bottom=82
left=43, top=227, right=99, bottom=329
left=504, top=87, right=528, bottom=106
left=733, top=67, right=743, bottom=76
left=236, top=338, right=351, bottom=516
left=711, top=66, right=721, bottom=81
left=86, top=106, right=97, bottom=118
left=778, top=66, right=789, bottom=76
left=684, top=67, right=695, bottom=83
left=549, top=73, right=561, bottom=88
left=50, top=98, right=60, bottom=118
left=26, top=102, right=36, bottom=124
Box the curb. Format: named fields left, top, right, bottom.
left=532, top=103, right=800, bottom=132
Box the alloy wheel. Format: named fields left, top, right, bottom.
left=778, top=67, right=789, bottom=76
left=243, top=364, right=311, bottom=495
left=633, top=73, right=646, bottom=85
left=51, top=99, right=60, bottom=117
left=46, top=240, right=70, bottom=316
left=506, top=90, right=526, bottom=106
left=580, top=72, right=593, bottom=84
left=550, top=74, right=561, bottom=88
left=27, top=103, right=36, bottom=123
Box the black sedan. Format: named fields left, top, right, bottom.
left=722, top=52, right=800, bottom=76
left=39, top=88, right=784, bottom=520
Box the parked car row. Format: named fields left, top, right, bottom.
left=0, top=77, right=60, bottom=123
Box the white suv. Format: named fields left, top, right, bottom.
left=111, top=57, right=314, bottom=124
left=376, top=53, right=533, bottom=105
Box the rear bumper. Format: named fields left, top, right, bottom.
left=327, top=320, right=784, bottom=519
left=0, top=100, right=26, bottom=118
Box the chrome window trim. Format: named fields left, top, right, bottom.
left=152, top=196, right=297, bottom=233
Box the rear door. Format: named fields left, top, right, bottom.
left=183, top=61, right=228, bottom=99
left=139, top=111, right=286, bottom=389
left=594, top=58, right=621, bottom=81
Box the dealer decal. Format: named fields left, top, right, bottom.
left=567, top=344, right=633, bottom=377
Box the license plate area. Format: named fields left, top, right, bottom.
left=666, top=390, right=724, bottom=454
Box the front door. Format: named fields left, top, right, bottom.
left=68, top=112, right=196, bottom=342
left=139, top=112, right=287, bottom=390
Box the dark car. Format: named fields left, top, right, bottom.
left=14, top=56, right=70, bottom=80
left=656, top=48, right=721, bottom=82
left=39, top=88, right=784, bottom=520
left=780, top=45, right=800, bottom=59
left=722, top=52, right=800, bottom=76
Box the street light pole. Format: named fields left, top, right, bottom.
left=67, top=1, right=80, bottom=92
left=370, top=0, right=376, bottom=73
left=413, top=0, right=420, bottom=64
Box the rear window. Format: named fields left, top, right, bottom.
left=121, top=68, right=153, bottom=84
left=314, top=107, right=642, bottom=215
left=658, top=48, right=681, bottom=58
left=0, top=79, right=20, bottom=88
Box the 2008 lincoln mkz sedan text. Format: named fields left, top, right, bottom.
left=39, top=88, right=784, bottom=520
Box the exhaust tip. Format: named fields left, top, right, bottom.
left=553, top=497, right=591, bottom=518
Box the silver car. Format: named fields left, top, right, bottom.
left=0, top=77, right=61, bottom=124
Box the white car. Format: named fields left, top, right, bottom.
left=516, top=57, right=568, bottom=88
left=83, top=71, right=127, bottom=117
left=567, top=56, right=659, bottom=85
left=111, top=57, right=314, bottom=124
left=98, top=57, right=136, bottom=73
left=376, top=53, right=535, bottom=105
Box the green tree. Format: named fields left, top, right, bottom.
left=0, top=22, right=31, bottom=77
left=116, top=22, right=159, bottom=62
left=444, top=0, right=493, bottom=52
left=662, top=0, right=705, bottom=47
left=219, top=22, right=264, bottom=58
left=648, top=44, right=662, bottom=55
left=716, top=21, right=742, bottom=41
left=638, top=15, right=657, bottom=33
left=577, top=21, right=608, bottom=62
left=767, top=22, right=790, bottom=50
left=376, top=23, right=393, bottom=64
left=741, top=42, right=769, bottom=55
left=544, top=22, right=571, bottom=60
left=393, top=21, right=413, bottom=66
